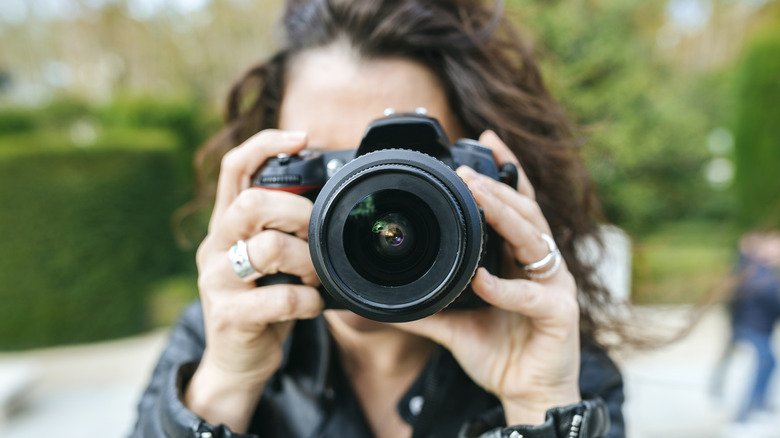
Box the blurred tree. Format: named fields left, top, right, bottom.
left=508, top=0, right=737, bottom=234
left=0, top=0, right=282, bottom=107
left=731, top=2, right=780, bottom=230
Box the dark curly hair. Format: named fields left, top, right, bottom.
left=190, top=0, right=628, bottom=349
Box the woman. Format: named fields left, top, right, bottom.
left=132, top=0, right=625, bottom=437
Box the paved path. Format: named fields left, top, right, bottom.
left=616, top=306, right=780, bottom=437
left=0, top=329, right=169, bottom=437
left=0, top=306, right=778, bottom=438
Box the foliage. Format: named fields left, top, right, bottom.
left=731, top=7, right=780, bottom=230
left=0, top=107, right=39, bottom=134
left=0, top=0, right=281, bottom=105
left=0, top=96, right=216, bottom=349
left=632, top=220, right=737, bottom=304
left=508, top=0, right=734, bottom=234
left=0, top=147, right=182, bottom=349
left=146, top=275, right=200, bottom=328
left=99, top=94, right=219, bottom=152
left=0, top=94, right=219, bottom=145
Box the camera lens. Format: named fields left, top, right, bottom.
left=309, top=149, right=487, bottom=322
left=343, top=190, right=438, bottom=287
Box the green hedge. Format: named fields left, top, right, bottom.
left=0, top=144, right=189, bottom=350
left=732, top=28, right=780, bottom=230
left=0, top=107, right=38, bottom=134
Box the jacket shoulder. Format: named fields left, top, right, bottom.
left=129, top=300, right=208, bottom=437
left=579, top=344, right=625, bottom=438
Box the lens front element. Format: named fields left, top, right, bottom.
left=344, top=190, right=439, bottom=287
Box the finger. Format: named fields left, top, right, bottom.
left=479, top=130, right=519, bottom=166
left=211, top=130, right=308, bottom=228
left=471, top=268, right=577, bottom=324
left=212, top=188, right=313, bottom=245
left=200, top=231, right=318, bottom=292
left=395, top=311, right=459, bottom=348
left=478, top=130, right=535, bottom=200
left=245, top=230, right=319, bottom=286
left=457, top=166, right=549, bottom=233
left=457, top=166, right=550, bottom=265
left=235, top=283, right=324, bottom=326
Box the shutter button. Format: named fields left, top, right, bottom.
left=276, top=153, right=291, bottom=165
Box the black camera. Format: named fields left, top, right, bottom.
left=252, top=112, right=517, bottom=322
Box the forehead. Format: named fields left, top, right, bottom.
left=278, top=43, right=464, bottom=149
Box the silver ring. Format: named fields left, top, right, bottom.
left=518, top=233, right=562, bottom=280
left=228, top=240, right=261, bottom=282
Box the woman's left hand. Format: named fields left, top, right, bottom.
left=397, top=130, right=582, bottom=426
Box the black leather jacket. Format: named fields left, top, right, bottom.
left=131, top=301, right=624, bottom=438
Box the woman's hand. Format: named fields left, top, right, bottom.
left=185, top=130, right=324, bottom=432
left=397, top=130, right=581, bottom=426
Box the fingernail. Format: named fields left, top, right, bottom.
left=479, top=129, right=499, bottom=143
left=282, top=130, right=307, bottom=143
left=477, top=267, right=495, bottom=288
left=457, top=165, right=477, bottom=180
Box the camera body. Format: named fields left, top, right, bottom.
left=252, top=113, right=517, bottom=322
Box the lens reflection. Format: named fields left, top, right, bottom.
left=372, top=213, right=413, bottom=258
left=343, top=190, right=439, bottom=286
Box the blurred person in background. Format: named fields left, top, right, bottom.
left=131, top=1, right=633, bottom=437
left=711, top=230, right=780, bottom=423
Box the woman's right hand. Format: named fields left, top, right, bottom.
left=184, top=130, right=324, bottom=432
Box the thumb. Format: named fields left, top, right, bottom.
left=394, top=312, right=460, bottom=349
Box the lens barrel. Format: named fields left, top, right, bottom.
left=309, top=149, right=485, bottom=322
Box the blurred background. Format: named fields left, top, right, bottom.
left=0, top=0, right=779, bottom=436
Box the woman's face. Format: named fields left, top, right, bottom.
left=279, top=41, right=466, bottom=151
left=278, top=42, right=467, bottom=331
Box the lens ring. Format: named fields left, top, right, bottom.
left=323, top=164, right=467, bottom=301
left=309, top=149, right=486, bottom=322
